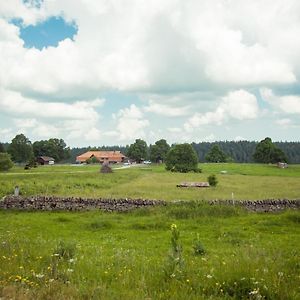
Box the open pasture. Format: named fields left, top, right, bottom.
left=0, top=163, right=300, bottom=201
left=1, top=163, right=300, bottom=299
left=0, top=203, right=300, bottom=299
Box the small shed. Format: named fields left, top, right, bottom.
left=37, top=156, right=55, bottom=165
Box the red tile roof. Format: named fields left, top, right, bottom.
left=76, top=151, right=125, bottom=162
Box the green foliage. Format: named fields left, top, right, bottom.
left=8, top=134, right=34, bottom=164
left=205, top=145, right=227, bottom=162
left=165, top=143, right=200, bottom=173
left=0, top=153, right=14, bottom=171
left=208, top=174, right=218, bottom=187
left=192, top=234, right=206, bottom=255
left=53, top=240, right=76, bottom=261
left=150, top=139, right=170, bottom=163
left=253, top=137, right=288, bottom=163
left=164, top=224, right=185, bottom=279
left=127, top=139, right=148, bottom=163
left=86, top=156, right=99, bottom=164
left=33, top=138, right=70, bottom=162
left=0, top=143, right=5, bottom=153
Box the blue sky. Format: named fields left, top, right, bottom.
left=0, top=0, right=300, bottom=147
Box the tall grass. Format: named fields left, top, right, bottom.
left=0, top=205, right=299, bottom=299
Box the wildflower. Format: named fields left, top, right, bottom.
left=278, top=272, right=283, bottom=277
left=2, top=256, right=6, bottom=259
left=69, top=258, right=75, bottom=263
left=206, top=274, right=213, bottom=279
left=67, top=269, right=74, bottom=273
left=186, top=279, right=190, bottom=283
left=171, top=224, right=177, bottom=230
left=47, top=266, right=51, bottom=270
left=49, top=279, right=54, bottom=283
left=53, top=253, right=60, bottom=257
left=35, top=274, right=44, bottom=278
left=249, top=289, right=259, bottom=295
left=19, top=266, right=23, bottom=269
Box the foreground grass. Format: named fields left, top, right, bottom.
left=0, top=203, right=299, bottom=299
left=1, top=163, right=300, bottom=200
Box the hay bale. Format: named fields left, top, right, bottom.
left=100, top=163, right=113, bottom=173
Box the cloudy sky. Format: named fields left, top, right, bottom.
left=0, top=0, right=300, bottom=147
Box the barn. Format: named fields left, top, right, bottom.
left=76, top=151, right=126, bottom=164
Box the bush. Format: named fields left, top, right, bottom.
left=165, top=143, right=200, bottom=173
left=208, top=174, right=218, bottom=187
left=193, top=234, right=206, bottom=255
left=0, top=153, right=14, bottom=171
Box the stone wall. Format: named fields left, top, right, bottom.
left=208, top=199, right=300, bottom=212
left=0, top=196, right=299, bottom=212
left=0, top=196, right=166, bottom=212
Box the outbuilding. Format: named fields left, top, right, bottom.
left=37, top=156, right=55, bottom=165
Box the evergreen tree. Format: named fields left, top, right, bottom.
left=205, top=145, right=227, bottom=162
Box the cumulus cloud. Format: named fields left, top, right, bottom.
left=112, top=104, right=149, bottom=141
left=1, top=1, right=300, bottom=144
left=184, top=90, right=259, bottom=131
left=261, top=88, right=300, bottom=114
left=0, top=0, right=299, bottom=98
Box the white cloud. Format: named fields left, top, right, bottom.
left=113, top=104, right=149, bottom=141
left=0, top=0, right=299, bottom=99
left=184, top=89, right=259, bottom=131
left=1, top=1, right=300, bottom=144
left=0, top=89, right=104, bottom=120
left=261, top=88, right=300, bottom=114
left=144, top=100, right=190, bottom=117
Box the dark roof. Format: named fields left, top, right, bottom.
left=38, top=156, right=55, bottom=162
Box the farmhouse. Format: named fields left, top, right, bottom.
left=37, top=156, right=55, bottom=165
left=76, top=151, right=126, bottom=164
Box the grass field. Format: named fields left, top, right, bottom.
left=0, top=163, right=300, bottom=299
left=0, top=203, right=300, bottom=299
left=1, top=163, right=300, bottom=200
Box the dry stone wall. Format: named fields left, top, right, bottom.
left=0, top=196, right=299, bottom=212
left=0, top=196, right=166, bottom=212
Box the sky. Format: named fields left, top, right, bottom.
left=0, top=0, right=300, bottom=147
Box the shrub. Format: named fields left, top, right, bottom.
left=165, top=143, right=201, bottom=173
left=193, top=234, right=206, bottom=255
left=0, top=153, right=14, bottom=171
left=208, top=174, right=218, bottom=187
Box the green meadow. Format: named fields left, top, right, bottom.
left=1, top=163, right=300, bottom=200
left=0, top=163, right=300, bottom=299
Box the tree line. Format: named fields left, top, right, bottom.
left=1, top=134, right=300, bottom=170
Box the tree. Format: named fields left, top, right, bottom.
left=127, top=139, right=148, bottom=163
left=150, top=139, right=170, bottom=163
left=8, top=134, right=34, bottom=163
left=205, top=145, right=227, bottom=163
left=0, top=153, right=14, bottom=171
left=33, top=138, right=70, bottom=162
left=253, top=137, right=287, bottom=163
left=0, top=143, right=5, bottom=153
left=165, top=143, right=200, bottom=173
